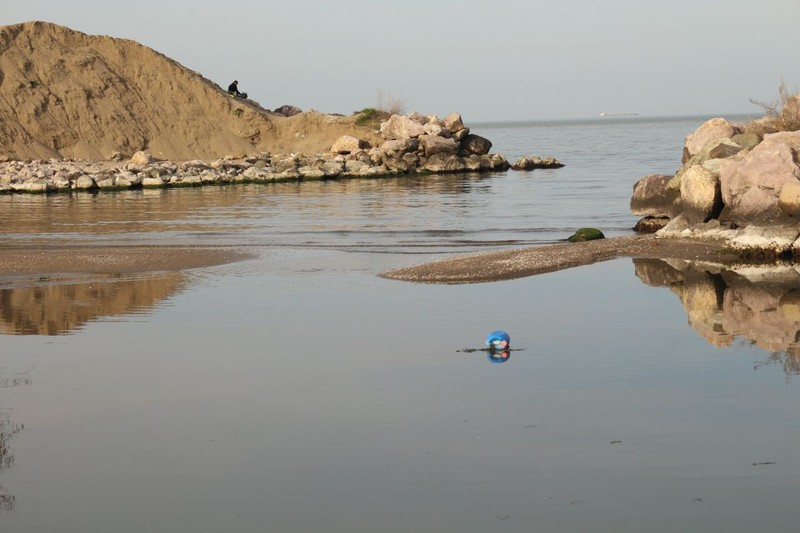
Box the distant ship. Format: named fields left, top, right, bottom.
left=599, top=112, right=640, bottom=117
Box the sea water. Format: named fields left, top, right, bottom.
left=2, top=115, right=799, bottom=532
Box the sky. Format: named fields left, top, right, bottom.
left=4, top=0, right=800, bottom=122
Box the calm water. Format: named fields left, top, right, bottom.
left=2, top=115, right=800, bottom=532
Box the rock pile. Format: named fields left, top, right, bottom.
left=334, top=112, right=511, bottom=174
left=0, top=112, right=522, bottom=194
left=631, top=114, right=800, bottom=255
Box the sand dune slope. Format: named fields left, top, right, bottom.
left=0, top=21, right=380, bottom=160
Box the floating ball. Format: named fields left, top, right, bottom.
left=486, top=330, right=510, bottom=350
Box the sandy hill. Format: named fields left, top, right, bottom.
left=0, top=21, right=382, bottom=160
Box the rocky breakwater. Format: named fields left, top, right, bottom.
left=0, top=112, right=517, bottom=194
left=631, top=96, right=800, bottom=258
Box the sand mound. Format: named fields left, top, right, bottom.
left=0, top=21, right=382, bottom=160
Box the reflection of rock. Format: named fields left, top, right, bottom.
left=0, top=272, right=186, bottom=335
left=634, top=258, right=800, bottom=361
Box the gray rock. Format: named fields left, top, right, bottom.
left=423, top=122, right=446, bottom=137
left=442, top=112, right=464, bottom=132
left=720, top=131, right=800, bottom=225
left=511, top=156, right=564, bottom=170
left=379, top=114, right=426, bottom=140
left=402, top=152, right=420, bottom=171
left=379, top=138, right=417, bottom=155
left=683, top=118, right=735, bottom=163
left=418, top=135, right=459, bottom=157
left=633, top=216, right=670, bottom=234
left=383, top=156, right=410, bottom=172
left=630, top=174, right=679, bottom=217
left=460, top=134, right=492, bottom=156
left=331, top=135, right=367, bottom=154
left=273, top=105, right=303, bottom=117
left=130, top=151, right=154, bottom=166
left=451, top=128, right=470, bottom=141
left=490, top=154, right=511, bottom=171
left=423, top=154, right=467, bottom=173
left=75, top=175, right=97, bottom=190
left=680, top=165, right=722, bottom=224
left=729, top=225, right=800, bottom=253
left=142, top=176, right=165, bottom=187
left=12, top=178, right=50, bottom=193
left=731, top=133, right=761, bottom=151
left=298, top=166, right=325, bottom=179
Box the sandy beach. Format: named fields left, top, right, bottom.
left=380, top=234, right=741, bottom=284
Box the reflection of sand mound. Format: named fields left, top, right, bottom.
left=634, top=259, right=800, bottom=359
left=0, top=272, right=185, bottom=335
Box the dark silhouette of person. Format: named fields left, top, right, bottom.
left=228, top=80, right=243, bottom=97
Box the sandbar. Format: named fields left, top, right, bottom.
left=0, top=245, right=253, bottom=282
left=380, top=234, right=742, bottom=284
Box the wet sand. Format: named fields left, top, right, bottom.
left=0, top=245, right=253, bottom=281
left=381, top=234, right=742, bottom=284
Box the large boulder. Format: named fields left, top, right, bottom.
left=719, top=131, right=800, bottom=225
left=379, top=138, right=418, bottom=155
left=423, top=153, right=466, bottom=173
left=418, top=135, right=459, bottom=157
left=380, top=114, right=426, bottom=140
left=460, top=134, right=492, bottom=156
left=680, top=165, right=722, bottom=224
left=442, top=112, right=464, bottom=132
left=630, top=174, right=679, bottom=217
left=683, top=118, right=735, bottom=163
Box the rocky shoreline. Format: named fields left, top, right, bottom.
left=0, top=112, right=563, bottom=194
left=631, top=96, right=800, bottom=257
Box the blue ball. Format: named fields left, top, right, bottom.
left=486, top=330, right=510, bottom=349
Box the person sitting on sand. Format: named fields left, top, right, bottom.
left=228, top=80, right=243, bottom=97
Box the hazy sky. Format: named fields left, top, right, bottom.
left=5, top=0, right=800, bottom=122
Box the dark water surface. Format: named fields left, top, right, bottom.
left=2, top=116, right=800, bottom=532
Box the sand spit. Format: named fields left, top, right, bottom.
left=380, top=234, right=743, bottom=284
left=0, top=246, right=254, bottom=282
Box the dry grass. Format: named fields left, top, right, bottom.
left=375, top=90, right=407, bottom=116
left=744, top=78, right=800, bottom=135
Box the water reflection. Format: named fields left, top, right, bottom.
left=634, top=258, right=800, bottom=372
left=0, top=272, right=186, bottom=335
left=0, top=368, right=29, bottom=512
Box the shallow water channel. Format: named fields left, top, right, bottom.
left=1, top=116, right=799, bottom=531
